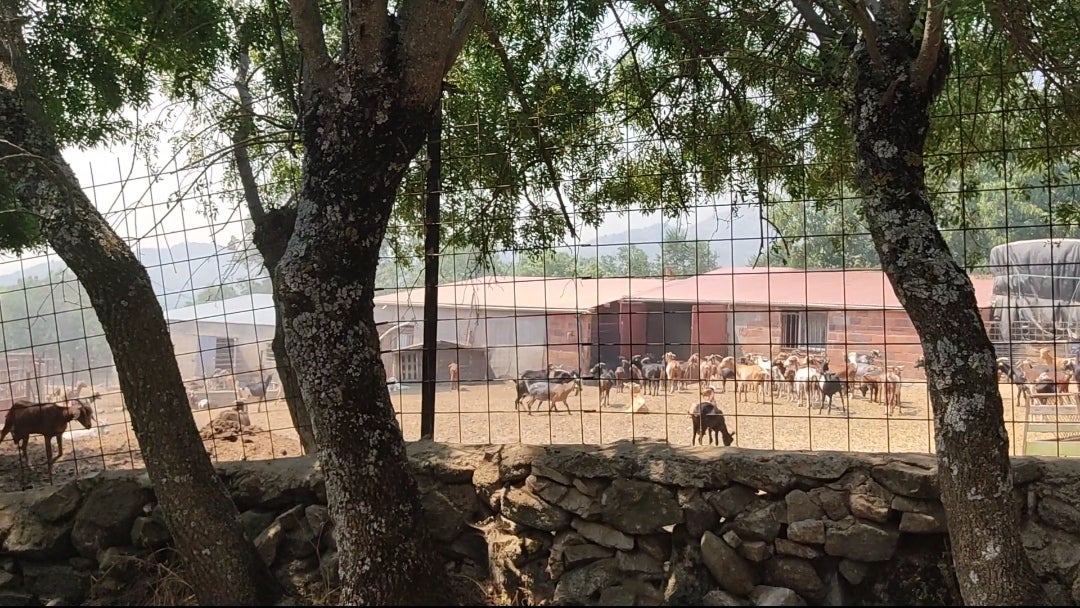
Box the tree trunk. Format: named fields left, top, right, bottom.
left=275, top=84, right=452, bottom=605
left=232, top=45, right=316, bottom=455
left=0, top=5, right=283, bottom=605
left=849, top=22, right=1050, bottom=606
left=250, top=206, right=317, bottom=454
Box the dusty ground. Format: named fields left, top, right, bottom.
left=390, top=378, right=1035, bottom=454
left=0, top=378, right=1047, bottom=492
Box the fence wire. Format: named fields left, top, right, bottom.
left=0, top=44, right=1077, bottom=490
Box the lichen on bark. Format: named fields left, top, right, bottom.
left=846, top=16, right=1049, bottom=606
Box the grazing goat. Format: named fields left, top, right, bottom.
left=521, top=375, right=582, bottom=414
left=1, top=395, right=98, bottom=478
left=690, top=401, right=736, bottom=446
left=448, top=362, right=460, bottom=391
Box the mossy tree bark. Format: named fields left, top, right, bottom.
left=0, top=2, right=283, bottom=604
left=277, top=0, right=481, bottom=603
left=844, top=0, right=1049, bottom=603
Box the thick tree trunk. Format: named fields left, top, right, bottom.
left=250, top=207, right=317, bottom=454
left=0, top=4, right=283, bottom=605
left=275, top=84, right=452, bottom=605
left=232, top=45, right=316, bottom=454
left=849, top=25, right=1050, bottom=606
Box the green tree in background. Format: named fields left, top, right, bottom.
left=599, top=244, right=657, bottom=277
left=756, top=164, right=1080, bottom=270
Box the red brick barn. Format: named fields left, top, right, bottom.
left=628, top=267, right=996, bottom=379
left=373, top=275, right=664, bottom=379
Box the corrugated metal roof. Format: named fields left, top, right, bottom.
left=632, top=267, right=995, bottom=309
left=165, top=293, right=276, bottom=328
left=373, top=275, right=668, bottom=313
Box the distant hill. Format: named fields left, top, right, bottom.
left=494, top=206, right=770, bottom=268
left=0, top=242, right=264, bottom=310
left=587, top=207, right=769, bottom=267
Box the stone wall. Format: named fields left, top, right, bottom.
left=2, top=442, right=1080, bottom=605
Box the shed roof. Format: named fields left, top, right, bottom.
left=373, top=275, right=667, bottom=313
left=632, top=267, right=996, bottom=309
left=165, top=293, right=276, bottom=328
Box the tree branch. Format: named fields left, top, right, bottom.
left=792, top=0, right=838, bottom=41
left=267, top=0, right=301, bottom=121
left=233, top=46, right=266, bottom=223
left=287, top=0, right=337, bottom=99
left=399, top=0, right=459, bottom=108
left=911, top=0, right=946, bottom=91
left=840, top=0, right=884, bottom=69
left=443, top=0, right=485, bottom=77
left=478, top=12, right=577, bottom=239
left=344, top=0, right=389, bottom=75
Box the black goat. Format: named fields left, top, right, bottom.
left=997, top=358, right=1032, bottom=406
left=817, top=370, right=846, bottom=415
left=690, top=401, right=736, bottom=446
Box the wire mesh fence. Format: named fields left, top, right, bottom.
left=0, top=39, right=1077, bottom=491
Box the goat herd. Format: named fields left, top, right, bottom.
left=996, top=347, right=1080, bottom=407
left=447, top=349, right=915, bottom=446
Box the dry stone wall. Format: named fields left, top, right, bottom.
left=1, top=441, right=1080, bottom=605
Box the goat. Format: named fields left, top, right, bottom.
left=1, top=394, right=98, bottom=479
left=817, top=364, right=846, bottom=415
left=513, top=365, right=570, bottom=410
left=734, top=364, right=768, bottom=403
left=679, top=353, right=700, bottom=391
left=997, top=358, right=1032, bottom=407
left=589, top=363, right=615, bottom=407
left=1039, top=347, right=1069, bottom=371
left=884, top=366, right=904, bottom=414
left=663, top=352, right=683, bottom=393
left=792, top=365, right=821, bottom=406
left=448, top=362, right=460, bottom=391
left=633, top=355, right=666, bottom=396
left=522, top=375, right=582, bottom=414
left=690, top=401, right=736, bottom=446
left=237, top=373, right=275, bottom=412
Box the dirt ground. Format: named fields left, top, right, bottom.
left=0, top=377, right=1045, bottom=492
left=390, top=378, right=1035, bottom=454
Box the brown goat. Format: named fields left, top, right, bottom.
left=448, top=362, right=460, bottom=391
left=1, top=394, right=98, bottom=478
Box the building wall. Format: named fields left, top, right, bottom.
left=168, top=320, right=274, bottom=383
left=375, top=304, right=548, bottom=379
left=547, top=312, right=593, bottom=372
left=690, top=304, right=732, bottom=357
left=726, top=306, right=995, bottom=379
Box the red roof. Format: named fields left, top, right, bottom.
left=632, top=267, right=995, bottom=310
left=373, top=275, right=667, bottom=313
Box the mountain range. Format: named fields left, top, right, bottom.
left=0, top=241, right=263, bottom=310
left=0, top=208, right=768, bottom=307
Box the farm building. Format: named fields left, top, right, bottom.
left=165, top=293, right=277, bottom=385
left=624, top=267, right=997, bottom=377
left=372, top=275, right=666, bottom=379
